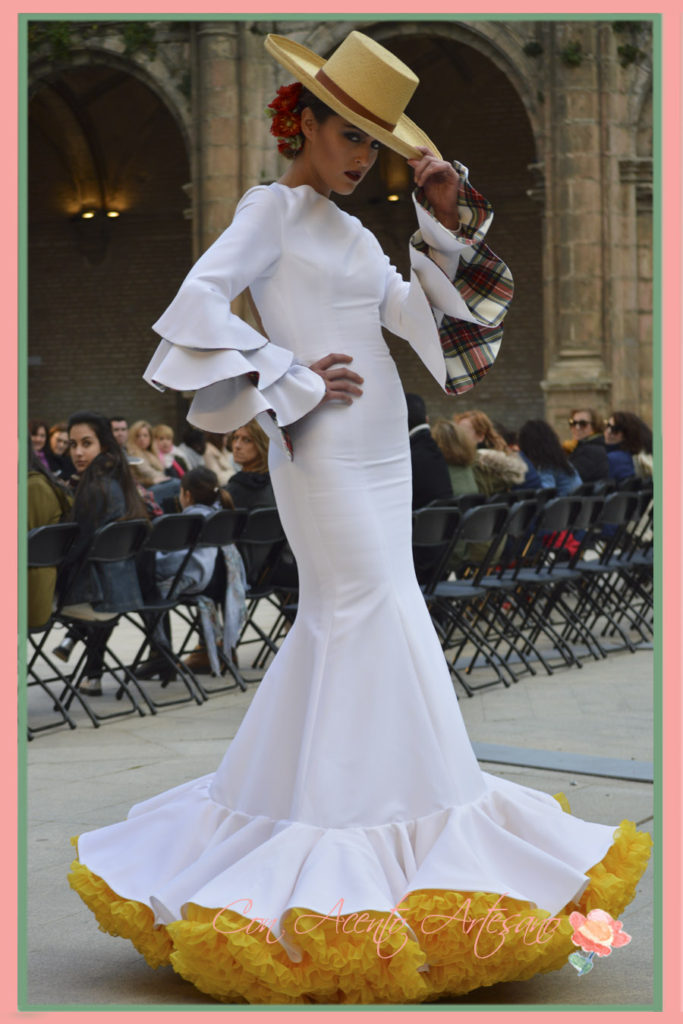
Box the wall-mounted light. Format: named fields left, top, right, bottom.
left=71, top=207, right=120, bottom=264
left=76, top=208, right=121, bottom=221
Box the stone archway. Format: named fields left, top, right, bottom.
left=336, top=25, right=544, bottom=428
left=28, top=61, right=192, bottom=431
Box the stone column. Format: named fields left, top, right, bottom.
left=189, top=20, right=280, bottom=328
left=538, top=22, right=613, bottom=434
left=190, top=21, right=241, bottom=256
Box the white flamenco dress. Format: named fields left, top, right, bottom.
left=69, top=168, right=651, bottom=1004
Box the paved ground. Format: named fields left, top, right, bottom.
left=23, top=613, right=656, bottom=1011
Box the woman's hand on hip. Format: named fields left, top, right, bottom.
left=407, top=147, right=461, bottom=231
left=310, top=353, right=364, bottom=406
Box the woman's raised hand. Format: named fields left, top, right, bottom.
left=310, top=353, right=364, bottom=406
left=407, top=147, right=461, bottom=231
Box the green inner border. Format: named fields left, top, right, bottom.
left=18, top=10, right=662, bottom=1014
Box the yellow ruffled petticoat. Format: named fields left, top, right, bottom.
left=68, top=801, right=652, bottom=1005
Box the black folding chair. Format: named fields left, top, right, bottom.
left=570, top=490, right=652, bottom=651
left=125, top=513, right=208, bottom=708
left=171, top=508, right=249, bottom=695
left=57, top=519, right=152, bottom=725
left=235, top=507, right=293, bottom=669
left=425, top=503, right=519, bottom=694
left=27, top=522, right=86, bottom=737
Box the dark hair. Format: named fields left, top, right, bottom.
left=635, top=416, right=653, bottom=454
left=609, top=411, right=648, bottom=455
left=204, top=431, right=227, bottom=451
left=181, top=466, right=234, bottom=510
left=109, top=415, right=128, bottom=425
left=298, top=87, right=335, bottom=125
left=68, top=411, right=147, bottom=524
left=518, top=419, right=574, bottom=473
left=405, top=393, right=427, bottom=431
left=495, top=423, right=518, bottom=449
left=29, top=419, right=49, bottom=445
left=182, top=425, right=206, bottom=454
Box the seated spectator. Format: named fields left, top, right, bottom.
left=57, top=412, right=148, bottom=696
left=152, top=423, right=188, bottom=479
left=45, top=422, right=75, bottom=481
left=566, top=408, right=609, bottom=482
left=109, top=416, right=129, bottom=452
left=29, top=419, right=50, bottom=471
left=139, top=467, right=246, bottom=679
left=177, top=426, right=207, bottom=471
left=455, top=411, right=527, bottom=495
left=226, top=421, right=276, bottom=510
left=406, top=393, right=453, bottom=510
left=518, top=419, right=582, bottom=495
left=430, top=418, right=478, bottom=496
left=204, top=432, right=234, bottom=486
left=28, top=446, right=73, bottom=629
left=128, top=419, right=180, bottom=510
left=632, top=415, right=653, bottom=479
left=604, top=411, right=649, bottom=484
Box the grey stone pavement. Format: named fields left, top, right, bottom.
left=23, top=611, right=656, bottom=1012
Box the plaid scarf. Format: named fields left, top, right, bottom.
left=412, top=160, right=513, bottom=395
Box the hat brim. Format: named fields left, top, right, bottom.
left=265, top=34, right=441, bottom=161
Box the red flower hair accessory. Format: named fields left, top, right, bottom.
left=265, top=82, right=304, bottom=159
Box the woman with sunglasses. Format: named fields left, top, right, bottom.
left=566, top=408, right=609, bottom=482
left=604, top=411, right=649, bottom=483
left=69, top=30, right=650, bottom=1004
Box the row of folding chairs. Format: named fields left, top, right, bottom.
left=414, top=481, right=653, bottom=697
left=26, top=505, right=292, bottom=737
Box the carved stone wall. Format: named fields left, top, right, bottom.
left=27, top=17, right=653, bottom=437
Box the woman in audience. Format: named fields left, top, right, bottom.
left=455, top=410, right=527, bottom=495
left=518, top=419, right=582, bottom=495
left=603, top=411, right=646, bottom=484
left=152, top=423, right=188, bottom=479
left=566, top=408, right=609, bottom=482
left=45, top=422, right=75, bottom=481
left=28, top=445, right=73, bottom=629
left=128, top=419, right=180, bottom=510
left=226, top=420, right=276, bottom=509
left=29, top=419, right=51, bottom=471
left=430, top=418, right=478, bottom=495
left=58, top=412, right=148, bottom=695
left=203, top=431, right=234, bottom=486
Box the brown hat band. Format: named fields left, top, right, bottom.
left=314, top=67, right=396, bottom=132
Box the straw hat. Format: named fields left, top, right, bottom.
left=264, top=30, right=441, bottom=160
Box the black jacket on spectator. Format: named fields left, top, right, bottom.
left=569, top=434, right=609, bottom=482
left=409, top=425, right=454, bottom=510
left=227, top=471, right=276, bottom=510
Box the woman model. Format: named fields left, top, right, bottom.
left=69, top=32, right=650, bottom=1002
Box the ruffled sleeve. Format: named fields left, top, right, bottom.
left=379, top=160, right=513, bottom=395
left=144, top=186, right=325, bottom=458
